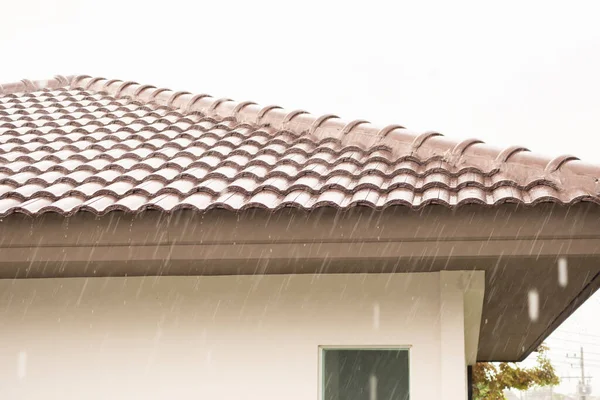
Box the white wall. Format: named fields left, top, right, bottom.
left=0, top=272, right=483, bottom=400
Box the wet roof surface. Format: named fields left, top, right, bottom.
left=0, top=75, right=598, bottom=217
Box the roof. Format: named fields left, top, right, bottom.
left=0, top=75, right=599, bottom=217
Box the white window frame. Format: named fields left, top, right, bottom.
left=318, top=345, right=412, bottom=400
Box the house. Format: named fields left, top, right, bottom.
left=0, top=75, right=598, bottom=400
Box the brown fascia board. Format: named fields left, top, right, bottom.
left=1, top=203, right=600, bottom=362
left=1, top=203, right=600, bottom=268
left=0, top=203, right=600, bottom=258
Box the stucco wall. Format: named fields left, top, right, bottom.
left=0, top=273, right=476, bottom=400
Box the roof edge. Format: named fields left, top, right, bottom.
left=0, top=75, right=76, bottom=96
left=2, top=75, right=600, bottom=191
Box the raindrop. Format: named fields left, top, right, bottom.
left=373, top=303, right=380, bottom=330
left=369, top=373, right=378, bottom=400
left=528, top=289, right=539, bottom=322
left=17, top=351, right=27, bottom=379
left=558, top=257, right=568, bottom=287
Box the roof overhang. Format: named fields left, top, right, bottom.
left=1, top=203, right=599, bottom=362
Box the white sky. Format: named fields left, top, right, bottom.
left=1, top=0, right=600, bottom=396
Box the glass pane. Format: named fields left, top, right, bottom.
left=323, top=349, right=409, bottom=400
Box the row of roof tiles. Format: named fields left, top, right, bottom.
left=0, top=185, right=593, bottom=218
left=0, top=172, right=560, bottom=199
left=0, top=150, right=511, bottom=174
left=0, top=155, right=555, bottom=184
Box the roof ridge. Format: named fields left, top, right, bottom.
left=1, top=75, right=599, bottom=194
left=0, top=75, right=73, bottom=96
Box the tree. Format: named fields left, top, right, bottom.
left=472, top=344, right=560, bottom=399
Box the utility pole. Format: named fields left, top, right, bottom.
left=580, top=347, right=586, bottom=400
left=564, top=347, right=592, bottom=400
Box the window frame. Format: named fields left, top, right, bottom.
left=318, top=345, right=412, bottom=400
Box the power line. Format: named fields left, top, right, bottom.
left=555, top=331, right=600, bottom=339
left=550, top=348, right=600, bottom=356
left=550, top=335, right=600, bottom=343
left=548, top=336, right=600, bottom=346
left=551, top=353, right=600, bottom=361
left=551, top=358, right=600, bottom=366
left=548, top=346, right=600, bottom=356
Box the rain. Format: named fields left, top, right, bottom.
left=558, top=257, right=569, bottom=288
left=528, top=289, right=539, bottom=322
left=16, top=351, right=27, bottom=380
left=0, top=2, right=600, bottom=400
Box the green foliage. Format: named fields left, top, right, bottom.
left=472, top=344, right=560, bottom=400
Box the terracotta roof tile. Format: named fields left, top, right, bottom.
left=0, top=75, right=598, bottom=216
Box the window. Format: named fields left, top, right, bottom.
left=321, top=348, right=409, bottom=400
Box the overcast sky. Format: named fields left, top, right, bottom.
left=2, top=0, right=600, bottom=395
